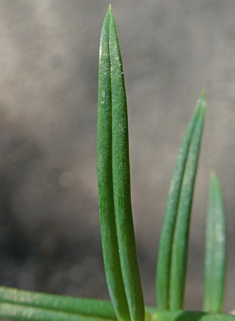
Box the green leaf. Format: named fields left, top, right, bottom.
left=156, top=100, right=202, bottom=310
left=0, top=286, right=116, bottom=319
left=2, top=303, right=234, bottom=321
left=199, top=314, right=235, bottom=321
left=109, top=8, right=144, bottom=321
left=153, top=310, right=206, bottom=321
left=98, top=6, right=144, bottom=321
left=152, top=310, right=235, bottom=321
left=203, top=172, right=226, bottom=313
left=169, top=94, right=206, bottom=310
left=0, top=301, right=116, bottom=321
left=156, top=93, right=205, bottom=310
left=98, top=7, right=130, bottom=321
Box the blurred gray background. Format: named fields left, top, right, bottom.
left=0, top=0, right=234, bottom=313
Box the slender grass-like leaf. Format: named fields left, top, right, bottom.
left=0, top=301, right=116, bottom=321
left=0, top=286, right=116, bottom=319
left=152, top=310, right=235, bottom=321
left=109, top=7, right=144, bottom=321
left=203, top=172, right=226, bottom=313
left=98, top=7, right=130, bottom=321
left=153, top=310, right=206, bottom=321
left=156, top=100, right=202, bottom=310
left=199, top=314, right=235, bottom=321
left=2, top=303, right=234, bottom=321
left=169, top=95, right=206, bottom=310
left=98, top=6, right=144, bottom=321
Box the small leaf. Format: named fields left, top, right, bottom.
left=0, top=301, right=116, bottom=321
left=0, top=286, right=116, bottom=319
left=151, top=310, right=235, bottom=321
left=152, top=310, right=206, bottom=321
left=156, top=93, right=206, bottom=310
left=199, top=314, right=235, bottom=321
left=169, top=94, right=206, bottom=310
left=203, top=172, right=226, bottom=313
left=156, top=101, right=202, bottom=310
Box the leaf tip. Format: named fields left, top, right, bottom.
left=200, top=90, right=206, bottom=109
left=210, top=169, right=216, bottom=179
left=108, top=4, right=113, bottom=16
left=209, top=170, right=220, bottom=188
left=103, top=5, right=112, bottom=24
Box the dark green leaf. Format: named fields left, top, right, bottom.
left=109, top=7, right=144, bottom=321
left=98, top=6, right=144, bottom=321
left=203, top=172, right=226, bottom=313
left=98, top=7, right=130, bottom=321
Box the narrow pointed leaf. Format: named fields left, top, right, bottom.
left=203, top=172, right=226, bottom=313
left=152, top=310, right=206, bottom=321
left=3, top=304, right=235, bottom=321
left=156, top=102, right=202, bottom=310
left=109, top=7, right=144, bottom=321
left=0, top=301, right=116, bottom=321
left=151, top=310, right=235, bottom=321
left=169, top=95, right=206, bottom=310
left=98, top=7, right=130, bottom=321
left=199, top=314, right=235, bottom=321
left=0, top=286, right=116, bottom=319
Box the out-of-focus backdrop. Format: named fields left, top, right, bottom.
left=0, top=0, right=234, bottom=312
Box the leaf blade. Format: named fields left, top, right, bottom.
left=0, top=301, right=116, bottom=321
left=203, top=172, right=226, bottom=313
left=156, top=101, right=202, bottom=310
left=0, top=286, right=116, bottom=319
left=152, top=310, right=235, bottom=321
left=97, top=7, right=130, bottom=321
left=169, top=94, right=206, bottom=310
left=108, top=7, right=145, bottom=321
